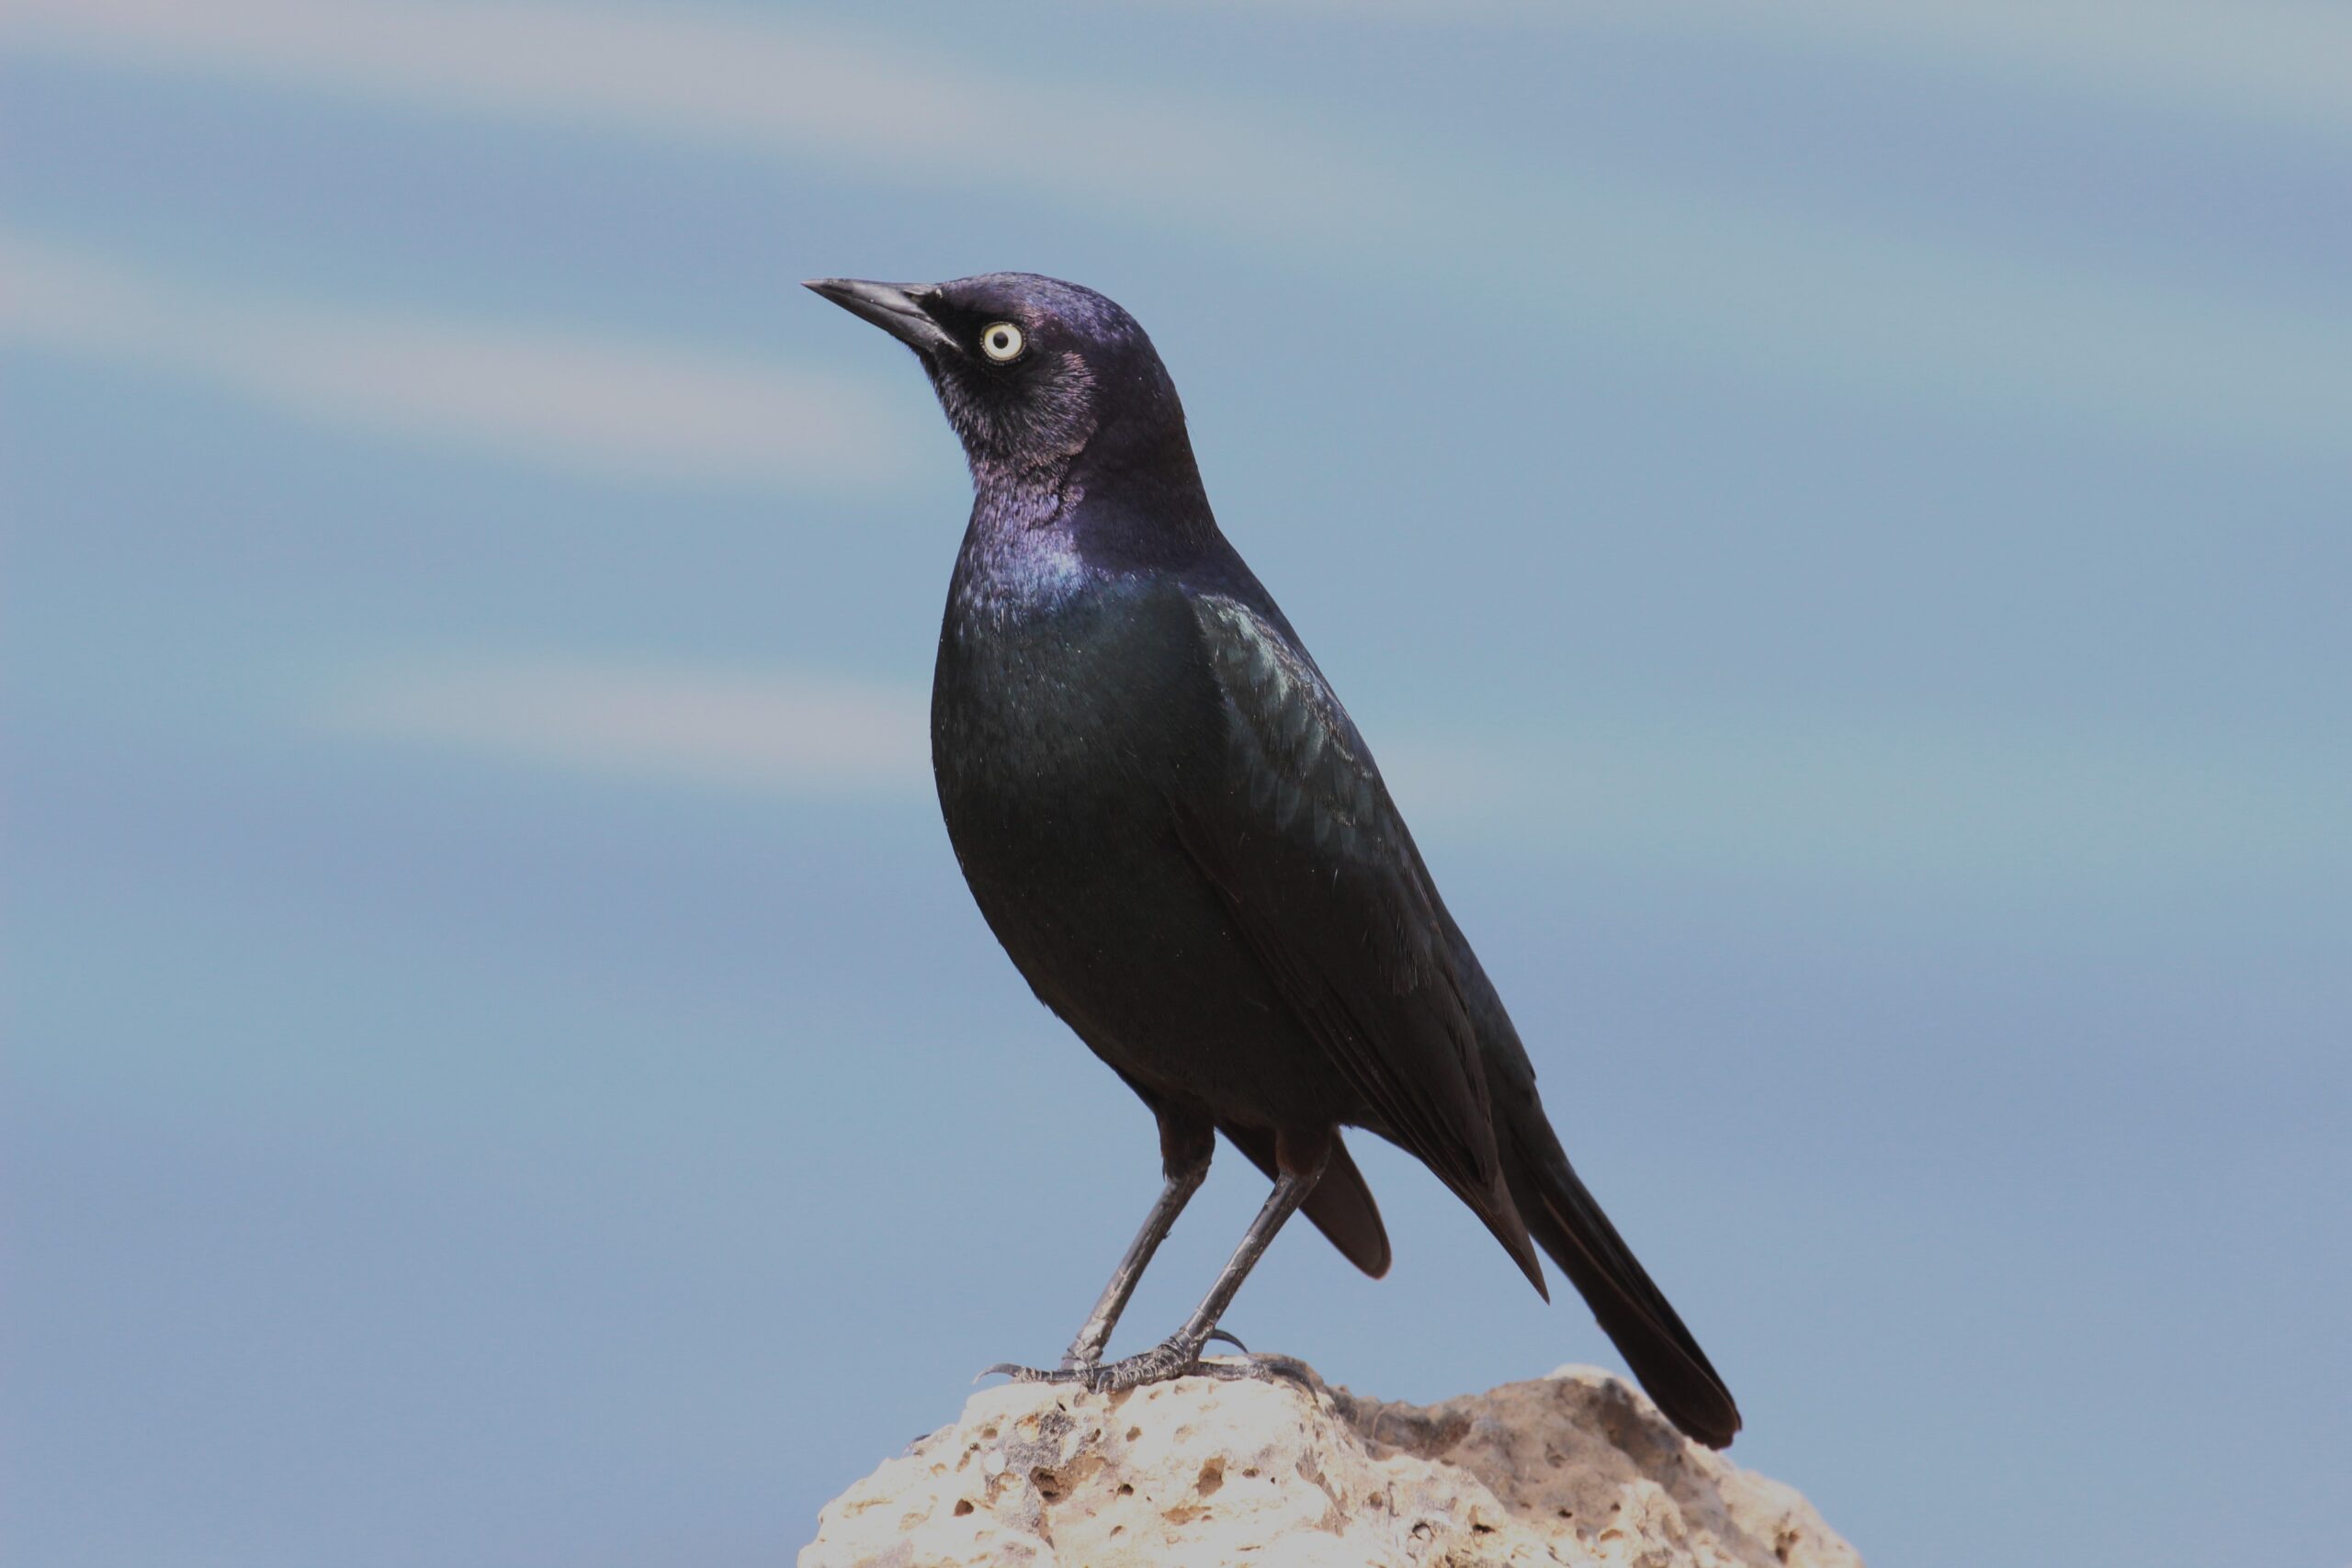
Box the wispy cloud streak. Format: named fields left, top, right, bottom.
left=0, top=0, right=1396, bottom=242
left=1684, top=0, right=2352, bottom=142
left=1177, top=0, right=2352, bottom=144
left=1383, top=720, right=2352, bottom=892
left=323, top=659, right=931, bottom=795
left=0, top=230, right=919, bottom=489
left=322, top=653, right=2351, bottom=891
left=7, top=0, right=2346, bottom=458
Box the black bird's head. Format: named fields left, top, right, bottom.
left=806, top=273, right=1193, bottom=492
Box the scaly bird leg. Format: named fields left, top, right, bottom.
left=1056, top=1124, right=1212, bottom=1371
left=991, top=1130, right=1328, bottom=1392
left=982, top=1113, right=1212, bottom=1382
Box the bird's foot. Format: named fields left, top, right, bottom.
left=982, top=1335, right=1204, bottom=1390
left=982, top=1328, right=1309, bottom=1393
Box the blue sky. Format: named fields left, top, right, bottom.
left=5, top=3, right=2347, bottom=1564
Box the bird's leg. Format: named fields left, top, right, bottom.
left=1054, top=1116, right=1214, bottom=1372
left=982, top=1112, right=1212, bottom=1383
left=997, top=1128, right=1329, bottom=1392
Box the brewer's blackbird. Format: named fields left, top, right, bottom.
left=808, top=273, right=1740, bottom=1447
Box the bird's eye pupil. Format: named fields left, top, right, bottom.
left=980, top=321, right=1023, bottom=361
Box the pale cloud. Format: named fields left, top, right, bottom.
left=0, top=230, right=921, bottom=490
left=6, top=0, right=2347, bottom=459
left=1382, top=716, right=2352, bottom=891
left=1170, top=0, right=2352, bottom=144
left=0, top=0, right=1395, bottom=243
left=322, top=651, right=2350, bottom=892
left=324, top=659, right=931, bottom=794
left=1675, top=0, right=2352, bottom=142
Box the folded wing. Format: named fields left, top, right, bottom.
left=1170, top=592, right=1545, bottom=1292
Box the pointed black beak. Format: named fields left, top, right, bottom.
left=805, top=277, right=959, bottom=356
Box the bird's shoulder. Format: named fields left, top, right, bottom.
left=1179, top=583, right=1405, bottom=870
left=1173, top=571, right=1456, bottom=1000
left=1170, top=569, right=1512, bottom=1194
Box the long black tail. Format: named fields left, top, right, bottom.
left=1499, top=1100, right=1742, bottom=1448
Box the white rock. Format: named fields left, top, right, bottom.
left=801, top=1362, right=1859, bottom=1567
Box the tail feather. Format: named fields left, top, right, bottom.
left=1222, top=1122, right=1393, bottom=1279
left=1500, top=1105, right=1742, bottom=1448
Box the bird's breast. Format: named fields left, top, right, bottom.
left=933, top=577, right=1226, bottom=912
left=934, top=579, right=1186, bottom=800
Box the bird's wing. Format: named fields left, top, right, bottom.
left=1171, top=592, right=1544, bottom=1289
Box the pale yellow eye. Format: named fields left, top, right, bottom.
left=979, top=321, right=1024, bottom=361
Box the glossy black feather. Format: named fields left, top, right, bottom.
left=1220, top=1121, right=1390, bottom=1279
left=818, top=271, right=1741, bottom=1445
left=1170, top=583, right=1546, bottom=1294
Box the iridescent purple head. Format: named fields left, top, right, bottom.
left=807, top=273, right=1190, bottom=488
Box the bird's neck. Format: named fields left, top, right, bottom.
left=954, top=434, right=1216, bottom=625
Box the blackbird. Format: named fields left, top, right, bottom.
left=809, top=273, right=1739, bottom=1447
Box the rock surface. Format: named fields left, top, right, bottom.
left=800, top=1362, right=1857, bottom=1567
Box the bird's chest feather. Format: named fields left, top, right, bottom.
left=932, top=569, right=1210, bottom=854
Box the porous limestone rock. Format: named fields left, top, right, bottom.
left=800, top=1363, right=1857, bottom=1567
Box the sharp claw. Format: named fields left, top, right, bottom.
left=1238, top=1351, right=1322, bottom=1391
left=984, top=1333, right=1307, bottom=1394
